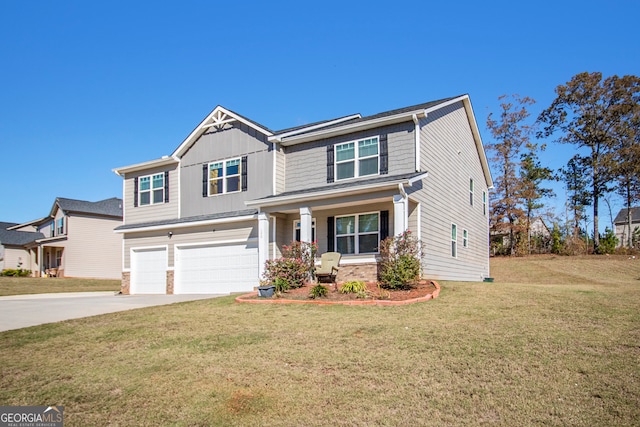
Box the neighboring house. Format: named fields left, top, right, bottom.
left=490, top=217, right=551, bottom=255
left=114, top=94, right=493, bottom=295
left=0, top=222, right=44, bottom=272
left=614, top=207, right=640, bottom=248
left=8, top=197, right=123, bottom=278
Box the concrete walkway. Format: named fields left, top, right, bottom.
left=0, top=292, right=226, bottom=332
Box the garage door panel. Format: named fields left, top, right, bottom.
left=174, top=242, right=258, bottom=294
left=130, top=248, right=167, bottom=294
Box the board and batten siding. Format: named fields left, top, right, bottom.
left=62, top=215, right=122, bottom=279
left=123, top=164, right=179, bottom=225
left=284, top=122, right=416, bottom=193
left=179, top=123, right=273, bottom=217
left=123, top=220, right=257, bottom=269
left=417, top=101, right=490, bottom=281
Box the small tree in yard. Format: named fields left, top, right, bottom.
left=378, top=230, right=422, bottom=290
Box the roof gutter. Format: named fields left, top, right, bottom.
left=269, top=114, right=361, bottom=142
left=113, top=156, right=179, bottom=177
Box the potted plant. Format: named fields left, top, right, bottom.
left=257, top=280, right=275, bottom=298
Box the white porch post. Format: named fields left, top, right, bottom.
left=258, top=211, right=270, bottom=280
left=393, top=194, right=408, bottom=236
left=300, top=207, right=312, bottom=243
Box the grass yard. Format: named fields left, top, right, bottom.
left=0, top=276, right=120, bottom=296
left=1, top=255, right=639, bottom=426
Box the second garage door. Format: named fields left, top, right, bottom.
left=130, top=247, right=167, bottom=294
left=174, top=241, right=259, bottom=294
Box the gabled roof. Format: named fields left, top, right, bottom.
left=172, top=105, right=274, bottom=158
left=0, top=222, right=18, bottom=230
left=614, top=207, right=640, bottom=224
left=53, top=197, right=123, bottom=218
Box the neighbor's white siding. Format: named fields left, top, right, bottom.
left=63, top=215, right=122, bottom=279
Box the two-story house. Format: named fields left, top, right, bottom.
left=8, top=197, right=123, bottom=278
left=114, top=95, right=493, bottom=295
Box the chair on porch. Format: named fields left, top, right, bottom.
left=315, top=252, right=341, bottom=286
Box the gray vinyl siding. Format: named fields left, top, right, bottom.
left=124, top=164, right=179, bottom=225
left=417, top=101, right=490, bottom=281
left=180, top=123, right=273, bottom=217
left=123, top=220, right=257, bottom=269
left=284, top=122, right=416, bottom=193
left=63, top=215, right=122, bottom=279
left=275, top=144, right=286, bottom=194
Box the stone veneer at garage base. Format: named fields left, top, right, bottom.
left=120, top=263, right=378, bottom=295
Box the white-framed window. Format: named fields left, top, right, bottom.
left=294, top=219, right=316, bottom=242
left=139, top=173, right=165, bottom=206
left=469, top=178, right=474, bottom=206
left=335, top=212, right=380, bottom=254
left=56, top=217, right=64, bottom=235
left=451, top=223, right=457, bottom=258
left=335, top=137, right=379, bottom=181
left=50, top=223, right=54, bottom=238
left=483, top=191, right=487, bottom=216
left=463, top=229, right=468, bottom=248
left=209, top=158, right=241, bottom=195
left=55, top=249, right=62, bottom=267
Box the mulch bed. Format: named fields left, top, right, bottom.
left=236, top=280, right=438, bottom=305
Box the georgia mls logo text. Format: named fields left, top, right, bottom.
left=0, top=406, right=63, bottom=427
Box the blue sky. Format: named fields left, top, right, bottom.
left=1, top=0, right=638, bottom=229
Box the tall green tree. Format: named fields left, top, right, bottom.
left=519, top=150, right=555, bottom=253
left=486, top=94, right=535, bottom=255
left=612, top=96, right=640, bottom=247
left=537, top=72, right=640, bottom=253
left=559, top=155, right=591, bottom=237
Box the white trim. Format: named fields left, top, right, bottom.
left=113, top=156, right=178, bottom=176
left=206, top=157, right=242, bottom=196
left=269, top=114, right=361, bottom=141
left=137, top=172, right=166, bottom=207
left=121, top=179, right=126, bottom=223
left=246, top=172, right=428, bottom=209
left=451, top=223, right=458, bottom=258
left=174, top=237, right=258, bottom=250
left=334, top=211, right=381, bottom=255
left=177, top=160, right=182, bottom=218
left=115, top=214, right=257, bottom=234
left=278, top=109, right=428, bottom=146
left=412, top=113, right=422, bottom=172
left=334, top=136, right=380, bottom=182
left=271, top=216, right=277, bottom=259
left=272, top=142, right=277, bottom=196
left=338, top=255, right=378, bottom=264
left=463, top=229, right=469, bottom=248
left=172, top=106, right=273, bottom=158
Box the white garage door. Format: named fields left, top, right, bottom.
left=130, top=247, right=167, bottom=294
left=174, top=241, right=258, bottom=294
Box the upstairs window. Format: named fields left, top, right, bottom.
left=56, top=218, right=65, bottom=236
left=209, top=158, right=241, bottom=195
left=469, top=178, right=474, bottom=206
left=139, top=173, right=165, bottom=206
left=335, top=137, right=379, bottom=180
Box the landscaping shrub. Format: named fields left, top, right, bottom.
left=273, top=277, right=290, bottom=294
left=262, top=241, right=318, bottom=288
left=378, top=230, right=421, bottom=289
left=282, top=241, right=317, bottom=277
left=0, top=269, right=31, bottom=277
left=339, top=281, right=367, bottom=294
left=309, top=284, right=328, bottom=299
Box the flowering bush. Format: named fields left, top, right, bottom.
left=378, top=230, right=422, bottom=290
left=262, top=241, right=317, bottom=289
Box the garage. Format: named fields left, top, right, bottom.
left=174, top=241, right=258, bottom=294
left=130, top=247, right=167, bottom=294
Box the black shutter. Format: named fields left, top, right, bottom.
left=327, top=216, right=335, bottom=252
left=241, top=155, right=248, bottom=191
left=379, top=134, right=388, bottom=175
left=202, top=164, right=208, bottom=197
left=326, top=145, right=334, bottom=183
left=380, top=210, right=389, bottom=241
left=133, top=177, right=139, bottom=207
left=164, top=171, right=169, bottom=203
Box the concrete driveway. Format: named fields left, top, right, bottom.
left=0, top=292, right=226, bottom=332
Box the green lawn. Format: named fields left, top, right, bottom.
left=0, top=276, right=120, bottom=296
left=1, top=255, right=639, bottom=426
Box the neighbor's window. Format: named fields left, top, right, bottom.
left=463, top=229, right=468, bottom=248
left=56, top=218, right=64, bottom=235
left=209, top=158, right=241, bottom=195
left=50, top=223, right=55, bottom=238
left=335, top=212, right=380, bottom=254
left=335, top=137, right=379, bottom=180
left=139, top=173, right=165, bottom=205
left=294, top=219, right=316, bottom=242
left=55, top=249, right=62, bottom=267
left=451, top=223, right=457, bottom=257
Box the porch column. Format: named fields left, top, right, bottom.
left=300, top=207, right=313, bottom=243
left=393, top=194, right=408, bottom=236
left=258, top=211, right=270, bottom=280
left=37, top=245, right=43, bottom=277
